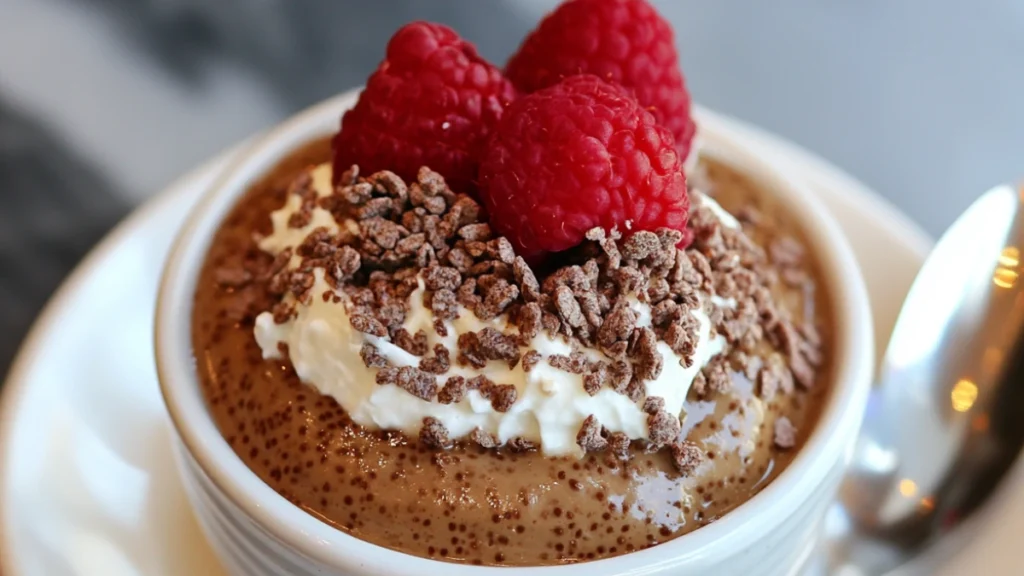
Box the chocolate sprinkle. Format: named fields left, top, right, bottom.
left=576, top=415, right=608, bottom=453
left=395, top=366, right=437, bottom=401
left=608, top=432, right=631, bottom=460
left=360, top=343, right=387, bottom=368
left=419, top=344, right=451, bottom=374
left=521, top=350, right=542, bottom=372
left=470, top=428, right=500, bottom=448
left=647, top=409, right=681, bottom=448
left=420, top=417, right=451, bottom=449
left=350, top=314, right=387, bottom=337
left=438, top=376, right=468, bottom=405
left=507, top=437, right=537, bottom=452
left=488, top=384, right=518, bottom=413
left=774, top=417, right=797, bottom=449
left=670, top=441, right=704, bottom=475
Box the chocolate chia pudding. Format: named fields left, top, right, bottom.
left=190, top=137, right=832, bottom=566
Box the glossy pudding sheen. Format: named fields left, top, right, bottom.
left=191, top=138, right=832, bottom=566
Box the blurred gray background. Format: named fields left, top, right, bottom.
left=0, top=0, right=1022, bottom=372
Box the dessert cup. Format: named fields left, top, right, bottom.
left=155, top=89, right=874, bottom=576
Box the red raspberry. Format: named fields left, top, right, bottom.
left=478, top=75, right=689, bottom=260
left=332, top=21, right=516, bottom=193
left=506, top=0, right=695, bottom=162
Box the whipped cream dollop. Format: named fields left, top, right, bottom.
left=254, top=163, right=738, bottom=457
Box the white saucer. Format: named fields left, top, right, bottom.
left=0, top=111, right=1010, bottom=575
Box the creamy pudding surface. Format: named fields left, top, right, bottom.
left=191, top=137, right=832, bottom=566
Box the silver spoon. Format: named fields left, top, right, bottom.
left=823, top=183, right=1024, bottom=574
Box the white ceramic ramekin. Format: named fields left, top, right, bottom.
left=155, top=90, right=874, bottom=576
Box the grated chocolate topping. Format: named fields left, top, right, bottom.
left=521, top=350, right=542, bottom=372
left=420, top=417, right=451, bottom=449
left=255, top=166, right=825, bottom=469
left=360, top=343, right=387, bottom=368
left=457, top=327, right=520, bottom=369
left=418, top=343, right=451, bottom=374
left=773, top=416, right=797, bottom=450
left=670, top=441, right=704, bottom=476
left=437, top=375, right=467, bottom=405
left=576, top=415, right=609, bottom=453
left=647, top=408, right=682, bottom=449
left=687, top=192, right=823, bottom=396
left=469, top=428, right=500, bottom=449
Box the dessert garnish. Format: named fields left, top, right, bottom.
left=252, top=0, right=821, bottom=479
left=478, top=74, right=691, bottom=260
left=331, top=21, right=516, bottom=194
left=506, top=0, right=696, bottom=162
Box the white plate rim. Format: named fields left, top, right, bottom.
left=0, top=144, right=241, bottom=576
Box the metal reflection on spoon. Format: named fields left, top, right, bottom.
left=825, top=184, right=1024, bottom=574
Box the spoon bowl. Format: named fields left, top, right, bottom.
left=826, top=184, right=1024, bottom=574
